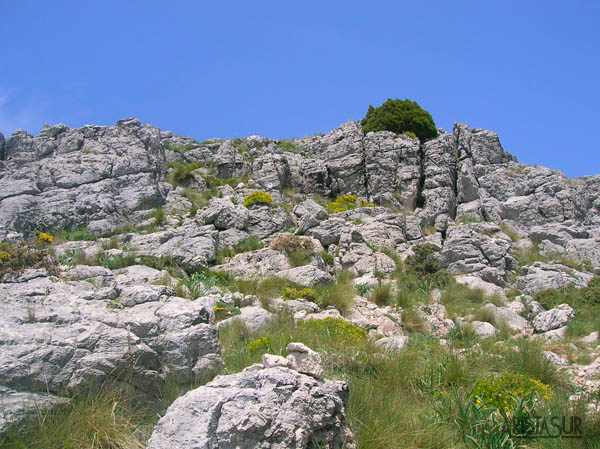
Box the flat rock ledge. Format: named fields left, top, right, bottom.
left=148, top=352, right=355, bottom=449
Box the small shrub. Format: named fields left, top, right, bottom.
left=0, top=386, right=148, bottom=449
left=282, top=287, right=317, bottom=302
left=441, top=282, right=487, bottom=318
left=356, top=283, right=373, bottom=296
left=365, top=241, right=378, bottom=252
left=421, top=226, right=437, bottom=236
left=404, top=131, right=417, bottom=140
left=243, top=191, right=273, bottom=208
left=37, top=232, right=54, bottom=244
left=456, top=214, right=482, bottom=224
left=359, top=199, right=376, bottom=208
left=472, top=372, right=553, bottom=413
left=225, top=275, right=303, bottom=303
left=299, top=317, right=367, bottom=344
left=314, top=271, right=355, bottom=313
left=215, top=236, right=264, bottom=264
left=327, top=195, right=357, bottom=213
left=51, top=225, right=96, bottom=243
left=0, top=240, right=59, bottom=278
left=404, top=243, right=452, bottom=289
left=499, top=222, right=522, bottom=242
left=400, top=308, right=429, bottom=334
left=187, top=270, right=231, bottom=298
left=236, top=142, right=249, bottom=154
left=100, top=236, right=119, bottom=250
left=247, top=337, right=270, bottom=354
left=534, top=277, right=600, bottom=314
left=164, top=142, right=198, bottom=154
left=320, top=250, right=335, bottom=266
left=96, top=251, right=137, bottom=270
left=204, top=175, right=248, bottom=189
left=270, top=234, right=315, bottom=267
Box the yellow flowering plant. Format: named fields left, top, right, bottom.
left=213, top=301, right=241, bottom=321
left=247, top=337, right=270, bottom=354
left=327, top=195, right=357, bottom=213
left=472, top=372, right=553, bottom=414
left=37, top=232, right=54, bottom=244
left=243, top=191, right=273, bottom=208
left=299, top=317, right=367, bottom=344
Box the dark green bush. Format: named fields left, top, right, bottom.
left=361, top=99, right=438, bottom=141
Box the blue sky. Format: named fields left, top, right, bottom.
left=1, top=1, right=598, bottom=177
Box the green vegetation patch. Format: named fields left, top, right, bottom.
left=215, top=235, right=264, bottom=265
left=361, top=98, right=438, bottom=141
left=243, top=191, right=273, bottom=208
left=278, top=140, right=302, bottom=153
left=327, top=194, right=357, bottom=213
left=167, top=161, right=203, bottom=185
left=282, top=287, right=317, bottom=302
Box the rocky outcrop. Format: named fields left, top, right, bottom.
left=0, top=265, right=224, bottom=430
left=0, top=119, right=173, bottom=238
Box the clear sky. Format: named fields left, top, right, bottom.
left=1, top=1, right=598, bottom=177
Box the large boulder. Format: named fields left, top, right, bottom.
left=147, top=367, right=354, bottom=449
left=533, top=304, right=576, bottom=333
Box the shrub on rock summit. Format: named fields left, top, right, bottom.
left=361, top=98, right=438, bottom=141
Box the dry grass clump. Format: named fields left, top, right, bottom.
left=270, top=234, right=315, bottom=267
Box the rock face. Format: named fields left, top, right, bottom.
left=147, top=367, right=354, bottom=449
left=0, top=265, right=224, bottom=427
left=0, top=119, right=174, bottom=237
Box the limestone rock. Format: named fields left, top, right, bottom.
left=147, top=367, right=354, bottom=449
left=414, top=304, right=455, bottom=337
left=533, top=304, right=576, bottom=333
left=277, top=265, right=333, bottom=287
left=286, top=342, right=324, bottom=378
left=0, top=387, right=70, bottom=435
left=374, top=336, right=410, bottom=352
left=471, top=321, right=498, bottom=338
left=516, top=262, right=593, bottom=296
left=480, top=304, right=532, bottom=333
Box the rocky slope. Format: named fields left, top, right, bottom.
left=1, top=119, right=599, bottom=447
